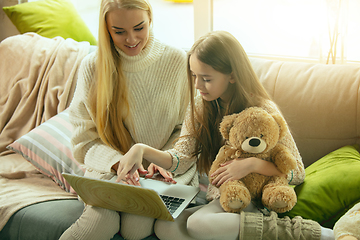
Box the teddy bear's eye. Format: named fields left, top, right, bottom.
left=245, top=137, right=249, bottom=139
left=260, top=134, right=264, bottom=138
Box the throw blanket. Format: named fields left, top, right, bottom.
left=0, top=33, right=89, bottom=155
left=0, top=33, right=90, bottom=230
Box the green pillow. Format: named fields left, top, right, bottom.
left=280, top=144, right=360, bottom=228
left=3, top=0, right=97, bottom=45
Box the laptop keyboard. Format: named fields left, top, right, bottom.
left=160, top=195, right=185, bottom=214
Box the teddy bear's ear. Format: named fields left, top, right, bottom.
left=272, top=113, right=289, bottom=140
left=219, top=114, right=238, bottom=139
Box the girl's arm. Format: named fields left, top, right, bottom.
left=210, top=157, right=286, bottom=187
left=261, top=100, right=305, bottom=185
left=116, top=102, right=200, bottom=183
left=211, top=101, right=305, bottom=187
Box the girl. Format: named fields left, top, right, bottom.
left=118, top=31, right=335, bottom=240
left=60, top=0, right=197, bottom=239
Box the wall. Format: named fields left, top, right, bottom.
left=0, top=0, right=21, bottom=42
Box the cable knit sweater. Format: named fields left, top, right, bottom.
left=68, top=34, right=197, bottom=185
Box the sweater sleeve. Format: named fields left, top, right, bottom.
left=68, top=53, right=123, bottom=173
left=262, top=100, right=305, bottom=185
left=165, top=99, right=201, bottom=175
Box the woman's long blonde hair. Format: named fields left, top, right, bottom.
left=90, top=0, right=152, bottom=154
left=187, top=31, right=271, bottom=175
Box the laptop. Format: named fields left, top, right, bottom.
left=62, top=173, right=200, bottom=222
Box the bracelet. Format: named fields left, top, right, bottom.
left=171, top=153, right=180, bottom=173
left=288, top=170, right=294, bottom=184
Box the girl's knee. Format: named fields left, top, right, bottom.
left=187, top=212, right=205, bottom=239
left=155, top=207, right=200, bottom=240
left=154, top=219, right=171, bottom=240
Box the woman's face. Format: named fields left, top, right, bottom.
left=106, top=8, right=150, bottom=56
left=190, top=54, right=234, bottom=102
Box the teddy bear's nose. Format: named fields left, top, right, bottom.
left=249, top=138, right=261, bottom=147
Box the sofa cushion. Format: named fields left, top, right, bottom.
left=0, top=198, right=155, bottom=240
left=0, top=200, right=84, bottom=240
left=7, top=109, right=85, bottom=193
left=280, top=144, right=360, bottom=228
left=2, top=0, right=97, bottom=45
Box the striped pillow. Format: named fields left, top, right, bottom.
left=7, top=109, right=85, bottom=193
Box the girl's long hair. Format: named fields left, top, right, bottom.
left=90, top=0, right=152, bottom=154
left=187, top=31, right=271, bottom=175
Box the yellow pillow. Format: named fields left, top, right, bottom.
left=3, top=0, right=97, bottom=45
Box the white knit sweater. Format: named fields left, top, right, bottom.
left=68, top=34, right=197, bottom=185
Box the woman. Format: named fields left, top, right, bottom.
left=118, top=31, right=335, bottom=240
left=59, top=0, right=196, bottom=239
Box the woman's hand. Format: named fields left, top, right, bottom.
left=210, top=157, right=286, bottom=187
left=115, top=144, right=148, bottom=183
left=121, top=170, right=142, bottom=186
left=146, top=163, right=176, bottom=184
left=210, top=158, right=253, bottom=187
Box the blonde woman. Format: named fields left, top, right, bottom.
left=118, top=31, right=335, bottom=240
left=59, top=0, right=196, bottom=239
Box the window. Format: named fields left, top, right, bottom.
left=29, top=0, right=194, bottom=50
left=211, top=0, right=359, bottom=64
left=74, top=0, right=194, bottom=50
left=150, top=0, right=194, bottom=50
left=29, top=0, right=359, bottom=63
left=346, top=0, right=360, bottom=62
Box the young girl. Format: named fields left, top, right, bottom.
left=60, top=0, right=197, bottom=239
left=118, top=31, right=335, bottom=240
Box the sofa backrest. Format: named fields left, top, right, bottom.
left=250, top=57, right=360, bottom=167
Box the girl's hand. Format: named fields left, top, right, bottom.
left=146, top=163, right=176, bottom=184
left=210, top=157, right=286, bottom=187
left=210, top=158, right=253, bottom=187
left=116, top=144, right=148, bottom=183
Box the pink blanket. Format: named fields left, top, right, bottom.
left=0, top=33, right=89, bottom=155
left=0, top=33, right=90, bottom=230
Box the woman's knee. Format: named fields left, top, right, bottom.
left=60, top=206, right=120, bottom=240
left=120, top=213, right=155, bottom=240
left=86, top=207, right=120, bottom=237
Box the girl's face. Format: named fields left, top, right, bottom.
left=190, top=54, right=234, bottom=102
left=107, top=8, right=150, bottom=56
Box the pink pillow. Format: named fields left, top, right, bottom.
left=7, top=109, right=85, bottom=193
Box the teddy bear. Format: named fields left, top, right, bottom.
left=208, top=107, right=297, bottom=214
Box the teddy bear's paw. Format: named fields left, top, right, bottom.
left=264, top=197, right=296, bottom=213
left=262, top=185, right=297, bottom=213
left=228, top=199, right=244, bottom=210
left=272, top=200, right=288, bottom=209
left=219, top=182, right=251, bottom=213
left=221, top=198, right=247, bottom=213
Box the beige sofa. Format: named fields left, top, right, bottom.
left=250, top=57, right=359, bottom=168
left=250, top=58, right=360, bottom=229
left=0, top=36, right=359, bottom=239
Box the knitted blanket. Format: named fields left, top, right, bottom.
left=0, top=33, right=90, bottom=230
